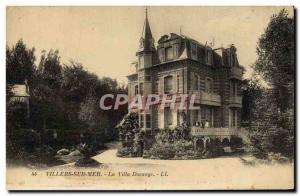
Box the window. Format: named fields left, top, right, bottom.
left=174, top=44, right=179, bottom=58
left=208, top=108, right=214, bottom=127
left=164, top=75, right=173, bottom=94
left=230, top=80, right=237, bottom=96
left=177, top=112, right=186, bottom=126
left=164, top=108, right=173, bottom=128
left=201, top=107, right=215, bottom=127
left=134, top=85, right=138, bottom=96
left=206, top=50, right=212, bottom=65
left=201, top=107, right=214, bottom=127
left=146, top=114, right=151, bottom=128
left=166, top=47, right=173, bottom=60
left=192, top=110, right=199, bottom=126
left=229, top=108, right=237, bottom=128
left=205, top=78, right=213, bottom=93
left=145, top=75, right=151, bottom=81
left=190, top=72, right=199, bottom=90
left=138, top=56, right=144, bottom=68
left=145, top=70, right=151, bottom=81
left=191, top=43, right=197, bottom=60
left=139, top=83, right=144, bottom=96
left=158, top=48, right=165, bottom=62
left=140, top=114, right=144, bottom=128
left=195, top=74, right=200, bottom=90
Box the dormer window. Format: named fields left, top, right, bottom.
left=206, top=49, right=212, bottom=65
left=191, top=43, right=197, bottom=60
left=166, top=47, right=173, bottom=60
left=158, top=48, right=165, bottom=62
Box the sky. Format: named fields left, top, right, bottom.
left=6, top=6, right=293, bottom=84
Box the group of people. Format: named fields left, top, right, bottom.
left=195, top=120, right=210, bottom=128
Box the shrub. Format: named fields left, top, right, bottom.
left=147, top=125, right=196, bottom=159
left=117, top=113, right=142, bottom=157
left=250, top=126, right=294, bottom=160
left=116, top=146, right=133, bottom=157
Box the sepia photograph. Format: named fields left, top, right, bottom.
left=5, top=6, right=295, bottom=190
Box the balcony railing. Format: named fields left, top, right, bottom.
left=200, top=91, right=221, bottom=106
left=191, top=127, right=238, bottom=136
left=189, top=91, right=221, bottom=106
left=230, top=66, right=243, bottom=80
left=229, top=96, right=242, bottom=107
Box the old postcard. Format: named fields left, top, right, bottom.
left=6, top=6, right=295, bottom=190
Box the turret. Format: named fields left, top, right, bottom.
left=136, top=8, right=155, bottom=69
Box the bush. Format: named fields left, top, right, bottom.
left=230, top=136, right=243, bottom=149
left=147, top=126, right=200, bottom=160
left=116, top=146, right=133, bottom=157
left=250, top=126, right=293, bottom=159
left=117, top=113, right=140, bottom=157
left=7, top=129, right=41, bottom=158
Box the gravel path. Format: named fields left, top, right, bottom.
left=7, top=148, right=294, bottom=190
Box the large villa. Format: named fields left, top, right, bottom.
left=126, top=10, right=244, bottom=144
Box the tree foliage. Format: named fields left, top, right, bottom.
left=6, top=39, right=127, bottom=156
left=253, top=9, right=294, bottom=112
left=249, top=9, right=294, bottom=159
left=241, top=76, right=263, bottom=125
left=6, top=39, right=36, bottom=84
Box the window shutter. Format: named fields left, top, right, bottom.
left=173, top=74, right=177, bottom=93
left=159, top=109, right=164, bottom=128
left=159, top=77, right=164, bottom=94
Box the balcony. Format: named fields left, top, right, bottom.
left=200, top=91, right=221, bottom=106
left=230, top=66, right=243, bottom=80
left=189, top=91, right=221, bottom=106
left=191, top=127, right=238, bottom=136
left=229, top=96, right=242, bottom=108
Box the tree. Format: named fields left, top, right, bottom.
left=38, top=49, right=62, bottom=90
left=78, top=95, right=109, bottom=145
left=253, top=9, right=294, bottom=112
left=250, top=89, right=294, bottom=159
left=61, top=61, right=98, bottom=103
left=7, top=39, right=129, bottom=159
left=249, top=9, right=294, bottom=159
left=6, top=39, right=36, bottom=84
left=30, top=50, right=64, bottom=131
left=241, top=77, right=263, bottom=125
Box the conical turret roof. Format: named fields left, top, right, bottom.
left=138, top=8, right=155, bottom=52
